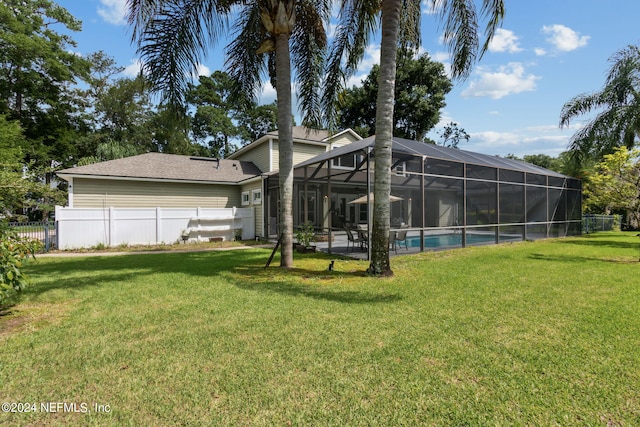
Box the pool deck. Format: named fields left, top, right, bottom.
left=306, top=230, right=515, bottom=260
left=311, top=231, right=452, bottom=260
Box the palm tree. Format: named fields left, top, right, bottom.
left=326, top=0, right=505, bottom=276
left=127, top=0, right=329, bottom=268
left=560, top=44, right=640, bottom=163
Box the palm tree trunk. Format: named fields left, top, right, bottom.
left=274, top=32, right=294, bottom=268
left=368, top=0, right=400, bottom=276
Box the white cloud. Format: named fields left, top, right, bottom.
left=534, top=47, right=547, bottom=56
left=461, top=63, right=539, bottom=99
left=422, top=0, right=439, bottom=15
left=358, top=44, right=381, bottom=74
left=123, top=59, right=142, bottom=77
left=260, top=82, right=277, bottom=104
left=488, top=29, right=523, bottom=53
left=342, top=43, right=381, bottom=89
left=196, top=64, right=211, bottom=78
left=98, top=0, right=127, bottom=26
left=471, top=130, right=521, bottom=147
left=467, top=130, right=570, bottom=157
left=541, top=24, right=590, bottom=52
left=258, top=81, right=298, bottom=106
left=431, top=51, right=450, bottom=63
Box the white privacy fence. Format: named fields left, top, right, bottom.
left=55, top=206, right=255, bottom=249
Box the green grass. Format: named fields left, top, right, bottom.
left=1, top=232, right=639, bottom=426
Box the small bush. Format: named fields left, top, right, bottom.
left=0, top=221, right=42, bottom=308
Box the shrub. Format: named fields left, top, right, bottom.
left=0, top=221, right=42, bottom=308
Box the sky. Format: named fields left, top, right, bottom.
left=55, top=0, right=640, bottom=158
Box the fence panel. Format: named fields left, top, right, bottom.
left=54, top=206, right=255, bottom=249
left=7, top=222, right=55, bottom=252
left=582, top=214, right=621, bottom=233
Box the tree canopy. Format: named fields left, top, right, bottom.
left=583, top=147, right=640, bottom=228
left=337, top=48, right=452, bottom=141
left=186, top=71, right=278, bottom=157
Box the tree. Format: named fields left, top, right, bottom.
left=504, top=152, right=584, bottom=176
left=128, top=0, right=329, bottom=268
left=337, top=48, right=452, bottom=141
left=236, top=102, right=279, bottom=143
left=522, top=154, right=561, bottom=171
left=560, top=45, right=640, bottom=163
left=0, top=0, right=90, bottom=171
left=437, top=121, right=470, bottom=148
left=327, top=0, right=505, bottom=276
left=584, top=147, right=640, bottom=228
left=0, top=115, right=64, bottom=219
left=186, top=71, right=278, bottom=157
left=187, top=71, right=242, bottom=157
left=0, top=115, right=29, bottom=217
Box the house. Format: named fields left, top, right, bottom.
left=56, top=127, right=582, bottom=252
left=56, top=127, right=362, bottom=240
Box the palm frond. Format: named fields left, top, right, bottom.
left=562, top=44, right=640, bottom=163
left=479, top=0, right=506, bottom=56
left=322, top=0, right=380, bottom=129
left=398, top=0, right=422, bottom=51
left=568, top=107, right=633, bottom=159
left=291, top=0, right=329, bottom=128
left=437, top=0, right=479, bottom=80
left=128, top=0, right=232, bottom=106
left=225, top=2, right=267, bottom=105
left=435, top=0, right=505, bottom=79
left=559, top=92, right=606, bottom=128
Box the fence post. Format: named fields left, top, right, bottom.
left=156, top=206, right=161, bottom=244
left=44, top=222, right=50, bottom=252
left=109, top=207, right=115, bottom=247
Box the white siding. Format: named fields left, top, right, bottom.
left=242, top=181, right=265, bottom=238
left=233, top=140, right=271, bottom=172
left=329, top=131, right=360, bottom=148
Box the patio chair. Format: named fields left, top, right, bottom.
left=357, top=229, right=369, bottom=251
left=389, top=230, right=397, bottom=253
left=394, top=229, right=409, bottom=253
left=345, top=227, right=365, bottom=252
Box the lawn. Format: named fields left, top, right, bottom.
left=1, top=232, right=638, bottom=426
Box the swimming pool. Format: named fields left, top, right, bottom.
left=406, top=233, right=521, bottom=249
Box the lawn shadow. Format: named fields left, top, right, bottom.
left=23, top=249, right=402, bottom=305
left=529, top=253, right=640, bottom=264
left=557, top=233, right=640, bottom=250
left=229, top=265, right=403, bottom=304
left=24, top=250, right=270, bottom=297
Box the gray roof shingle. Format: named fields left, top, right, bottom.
left=56, top=153, right=262, bottom=183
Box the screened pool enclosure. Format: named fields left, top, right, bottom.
left=265, top=136, right=582, bottom=256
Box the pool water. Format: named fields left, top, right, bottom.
left=406, top=233, right=517, bottom=248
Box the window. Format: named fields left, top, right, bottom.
left=393, top=161, right=406, bottom=177
left=331, top=153, right=361, bottom=169
left=241, top=191, right=250, bottom=206
left=252, top=189, right=262, bottom=205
